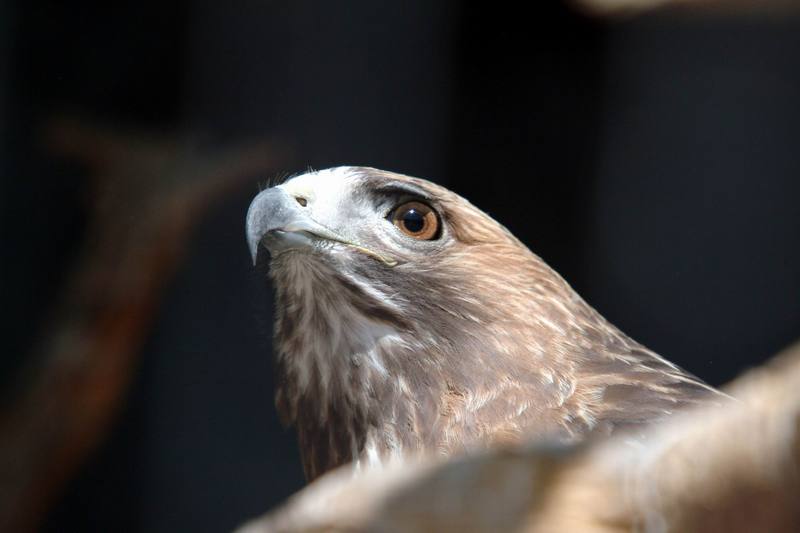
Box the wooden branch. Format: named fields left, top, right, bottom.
left=569, top=0, right=800, bottom=18
left=238, top=341, right=800, bottom=532
left=0, top=117, right=287, bottom=532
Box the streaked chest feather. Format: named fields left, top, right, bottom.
left=273, top=254, right=400, bottom=394
left=270, top=254, right=423, bottom=476
left=268, top=253, right=719, bottom=480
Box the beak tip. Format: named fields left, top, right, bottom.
left=248, top=242, right=259, bottom=266
left=246, top=192, right=268, bottom=267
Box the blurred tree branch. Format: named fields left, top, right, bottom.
left=569, top=0, right=800, bottom=18
left=0, top=117, right=287, bottom=532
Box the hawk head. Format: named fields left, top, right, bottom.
left=247, top=166, right=717, bottom=480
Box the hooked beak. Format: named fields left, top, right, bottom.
left=245, top=187, right=398, bottom=267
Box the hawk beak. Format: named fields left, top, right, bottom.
left=245, top=187, right=398, bottom=267
left=247, top=187, right=326, bottom=264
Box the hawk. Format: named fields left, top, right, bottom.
left=246, top=166, right=720, bottom=481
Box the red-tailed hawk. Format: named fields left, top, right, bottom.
left=246, top=166, right=721, bottom=481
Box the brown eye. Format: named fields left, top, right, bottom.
left=391, top=201, right=440, bottom=240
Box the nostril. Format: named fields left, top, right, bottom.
left=294, top=196, right=308, bottom=207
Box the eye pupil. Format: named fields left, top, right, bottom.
left=391, top=201, right=440, bottom=240
left=402, top=209, right=425, bottom=233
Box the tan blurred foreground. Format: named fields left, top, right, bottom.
left=571, top=0, right=800, bottom=17
left=239, top=340, right=800, bottom=533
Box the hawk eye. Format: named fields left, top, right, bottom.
left=391, top=201, right=440, bottom=240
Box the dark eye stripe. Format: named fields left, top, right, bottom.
left=371, top=183, right=434, bottom=203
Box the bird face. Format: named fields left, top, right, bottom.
left=246, top=166, right=718, bottom=481
left=247, top=166, right=541, bottom=478
left=246, top=167, right=460, bottom=271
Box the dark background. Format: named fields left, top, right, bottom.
left=2, top=1, right=799, bottom=531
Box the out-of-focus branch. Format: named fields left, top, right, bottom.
left=238, top=340, right=800, bottom=533
left=569, top=0, right=800, bottom=18
left=0, top=117, right=287, bottom=532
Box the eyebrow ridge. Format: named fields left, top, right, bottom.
left=370, top=182, right=434, bottom=202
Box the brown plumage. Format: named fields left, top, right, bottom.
left=237, top=342, right=800, bottom=533
left=246, top=166, right=721, bottom=481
